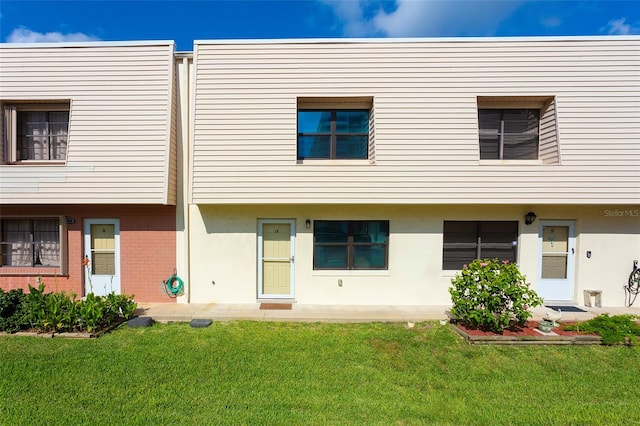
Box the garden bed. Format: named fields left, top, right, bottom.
left=0, top=283, right=137, bottom=338
left=453, top=321, right=602, bottom=345
left=1, top=318, right=127, bottom=339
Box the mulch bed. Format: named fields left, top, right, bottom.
left=453, top=321, right=601, bottom=345
left=458, top=321, right=596, bottom=337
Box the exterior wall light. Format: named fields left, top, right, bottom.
left=525, top=212, right=537, bottom=225
left=305, top=219, right=311, bottom=229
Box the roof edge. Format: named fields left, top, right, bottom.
left=0, top=40, right=176, bottom=49
left=194, top=35, right=640, bottom=46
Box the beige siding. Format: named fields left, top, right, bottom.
left=539, top=98, right=560, bottom=164
left=368, top=102, right=376, bottom=164
left=166, top=63, right=178, bottom=205
left=191, top=38, right=640, bottom=204
left=0, top=105, right=4, bottom=164
left=0, top=42, right=176, bottom=205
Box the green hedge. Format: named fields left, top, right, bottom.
left=563, top=314, right=640, bottom=345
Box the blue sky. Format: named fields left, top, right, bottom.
left=1, top=1, right=638, bottom=50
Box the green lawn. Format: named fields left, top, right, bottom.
left=1, top=321, right=639, bottom=425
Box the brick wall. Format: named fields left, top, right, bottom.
left=0, top=205, right=177, bottom=303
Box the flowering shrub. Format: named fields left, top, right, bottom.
left=449, top=259, right=543, bottom=332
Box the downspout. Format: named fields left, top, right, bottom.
left=176, top=52, right=192, bottom=303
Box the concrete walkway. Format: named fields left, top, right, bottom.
left=136, top=302, right=640, bottom=324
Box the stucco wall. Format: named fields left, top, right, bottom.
left=187, top=204, right=639, bottom=307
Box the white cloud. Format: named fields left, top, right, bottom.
left=321, top=0, right=378, bottom=36
left=322, top=0, right=523, bottom=37
left=6, top=27, right=99, bottom=43
left=541, top=16, right=562, bottom=28
left=601, top=17, right=636, bottom=35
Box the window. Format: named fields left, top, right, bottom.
left=298, top=110, right=369, bottom=160
left=3, top=103, right=69, bottom=162
left=478, top=109, right=540, bottom=160
left=314, top=220, right=388, bottom=270
left=297, top=96, right=374, bottom=162
left=442, top=221, right=518, bottom=270
left=477, top=96, right=560, bottom=164
left=1, top=218, right=62, bottom=268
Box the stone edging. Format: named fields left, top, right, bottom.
left=0, top=320, right=126, bottom=339
left=452, top=325, right=603, bottom=345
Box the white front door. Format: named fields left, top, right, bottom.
left=537, top=220, right=575, bottom=302
left=258, top=219, right=295, bottom=299
left=84, top=219, right=120, bottom=296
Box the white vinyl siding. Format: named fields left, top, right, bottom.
left=0, top=42, right=177, bottom=205
left=191, top=38, right=640, bottom=204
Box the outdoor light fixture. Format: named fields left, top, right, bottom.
left=305, top=219, right=311, bottom=229
left=525, top=212, right=537, bottom=225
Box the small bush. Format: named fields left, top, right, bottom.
left=0, top=288, right=26, bottom=333
left=449, top=259, right=543, bottom=332
left=563, top=314, right=640, bottom=345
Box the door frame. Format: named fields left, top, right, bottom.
left=83, top=218, right=121, bottom=296
left=257, top=219, right=295, bottom=299
left=536, top=220, right=576, bottom=302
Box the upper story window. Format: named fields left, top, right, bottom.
left=477, top=96, right=560, bottom=164
left=298, top=110, right=369, bottom=160
left=297, top=97, right=374, bottom=162
left=3, top=103, right=70, bottom=163
left=478, top=109, right=540, bottom=160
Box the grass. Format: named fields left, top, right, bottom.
left=1, top=321, right=639, bottom=425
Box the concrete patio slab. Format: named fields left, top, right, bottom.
left=136, top=302, right=640, bottom=324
